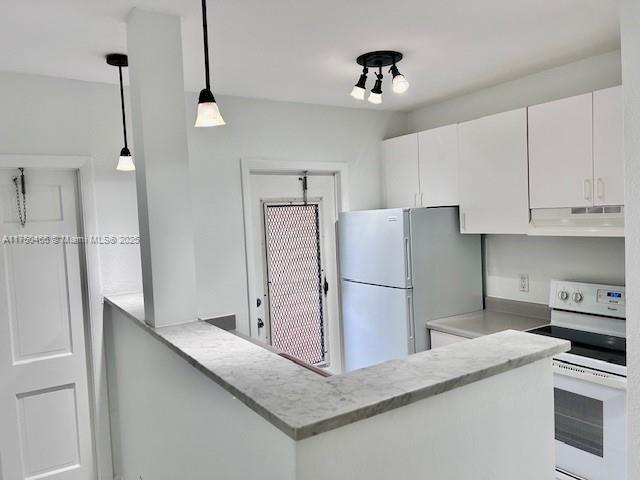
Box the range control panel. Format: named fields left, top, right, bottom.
left=549, top=280, right=625, bottom=319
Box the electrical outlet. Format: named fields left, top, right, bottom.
left=519, top=274, right=529, bottom=293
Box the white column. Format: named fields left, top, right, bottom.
left=127, top=9, right=197, bottom=327
left=621, top=1, right=640, bottom=477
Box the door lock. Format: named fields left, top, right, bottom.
left=256, top=298, right=262, bottom=308
left=323, top=278, right=329, bottom=296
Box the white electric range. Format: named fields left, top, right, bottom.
left=529, top=280, right=626, bottom=480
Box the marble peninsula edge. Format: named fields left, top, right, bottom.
left=104, top=293, right=569, bottom=441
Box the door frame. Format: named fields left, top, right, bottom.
left=240, top=158, right=349, bottom=370
left=0, top=154, right=110, bottom=480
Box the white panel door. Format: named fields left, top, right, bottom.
left=0, top=169, right=94, bottom=480
left=528, top=93, right=594, bottom=208
left=458, top=108, right=530, bottom=234
left=341, top=280, right=412, bottom=371
left=382, top=133, right=420, bottom=208
left=593, top=86, right=624, bottom=206
left=418, top=124, right=459, bottom=207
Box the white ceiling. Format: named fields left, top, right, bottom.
left=0, top=0, right=620, bottom=111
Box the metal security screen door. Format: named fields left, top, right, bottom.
left=263, top=203, right=327, bottom=365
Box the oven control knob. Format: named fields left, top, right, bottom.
left=572, top=292, right=583, bottom=303
left=558, top=290, right=569, bottom=301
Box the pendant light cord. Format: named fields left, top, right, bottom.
left=201, top=0, right=211, bottom=90
left=118, top=65, right=128, bottom=150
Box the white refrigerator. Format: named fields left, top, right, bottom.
left=339, top=207, right=483, bottom=371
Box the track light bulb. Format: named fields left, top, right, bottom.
left=390, top=65, right=409, bottom=94
left=350, top=68, right=368, bottom=101
left=368, top=72, right=384, bottom=105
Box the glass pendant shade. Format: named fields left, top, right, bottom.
left=195, top=88, right=226, bottom=127
left=116, top=147, right=135, bottom=171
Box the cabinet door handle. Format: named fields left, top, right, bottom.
left=596, top=178, right=604, bottom=201
left=413, top=192, right=419, bottom=207
left=460, top=212, right=466, bottom=232
left=583, top=179, right=592, bottom=201
left=420, top=192, right=425, bottom=207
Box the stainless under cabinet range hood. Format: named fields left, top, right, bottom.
left=528, top=206, right=624, bottom=237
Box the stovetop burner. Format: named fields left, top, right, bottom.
left=528, top=325, right=626, bottom=367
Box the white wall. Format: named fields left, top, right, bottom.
left=407, top=50, right=621, bottom=132
left=485, top=236, right=625, bottom=304
left=620, top=2, right=640, bottom=477
left=0, top=71, right=406, bottom=331
left=404, top=51, right=626, bottom=304
left=104, top=305, right=296, bottom=480
left=296, top=360, right=554, bottom=480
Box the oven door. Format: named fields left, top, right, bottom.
left=553, top=361, right=626, bottom=480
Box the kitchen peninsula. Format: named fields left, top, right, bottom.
left=105, top=293, right=568, bottom=480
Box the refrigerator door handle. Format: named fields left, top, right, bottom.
left=407, top=294, right=415, bottom=353
left=404, top=237, right=412, bottom=285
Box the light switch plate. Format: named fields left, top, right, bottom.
left=519, top=274, right=530, bottom=292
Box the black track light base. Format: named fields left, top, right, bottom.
left=106, top=53, right=128, bottom=67
left=356, top=51, right=403, bottom=68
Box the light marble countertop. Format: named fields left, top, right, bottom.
left=426, top=310, right=549, bottom=339
left=105, top=293, right=569, bottom=441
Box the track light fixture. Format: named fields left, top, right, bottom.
left=106, top=53, right=135, bottom=172
left=350, top=66, right=368, bottom=100
left=350, top=51, right=408, bottom=105
left=195, top=0, right=225, bottom=127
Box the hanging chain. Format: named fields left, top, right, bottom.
left=12, top=168, right=26, bottom=227
left=299, top=171, right=309, bottom=205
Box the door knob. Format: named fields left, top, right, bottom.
left=257, top=318, right=264, bottom=329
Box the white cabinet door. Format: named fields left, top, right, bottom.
left=593, top=86, right=624, bottom=206
left=418, top=124, right=459, bottom=207
left=528, top=93, right=594, bottom=208
left=458, top=108, right=529, bottom=234
left=382, top=133, right=420, bottom=208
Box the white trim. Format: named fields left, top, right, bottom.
left=240, top=159, right=348, bottom=370
left=0, top=154, right=112, bottom=480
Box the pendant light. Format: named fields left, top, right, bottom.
left=195, top=0, right=225, bottom=127
left=350, top=51, right=408, bottom=105
left=106, top=53, right=135, bottom=172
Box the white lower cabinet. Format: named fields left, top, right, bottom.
left=429, top=330, right=468, bottom=349
left=458, top=108, right=530, bottom=234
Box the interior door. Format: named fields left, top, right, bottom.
left=0, top=169, right=95, bottom=479
left=248, top=172, right=341, bottom=372
left=593, top=86, right=624, bottom=206
left=382, top=133, right=420, bottom=208
left=528, top=93, right=594, bottom=208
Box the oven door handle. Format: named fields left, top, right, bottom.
left=553, top=360, right=627, bottom=390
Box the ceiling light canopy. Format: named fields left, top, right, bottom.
left=350, top=51, right=408, bottom=105
left=106, top=53, right=135, bottom=172
left=195, top=0, right=225, bottom=127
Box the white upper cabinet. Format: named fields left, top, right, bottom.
left=382, top=133, right=420, bottom=208
left=593, top=86, right=624, bottom=206
left=458, top=108, right=529, bottom=234
left=418, top=124, right=459, bottom=207
left=528, top=93, right=594, bottom=209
